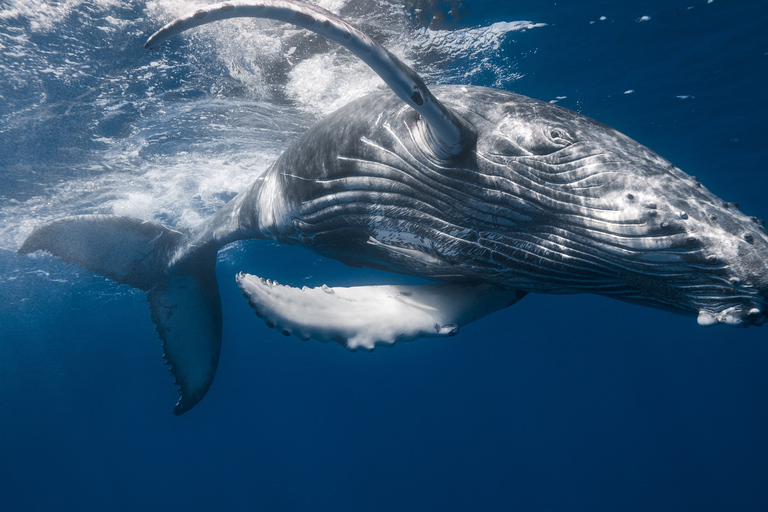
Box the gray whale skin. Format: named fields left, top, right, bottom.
left=19, top=1, right=768, bottom=414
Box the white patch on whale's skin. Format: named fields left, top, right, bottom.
left=236, top=273, right=525, bottom=351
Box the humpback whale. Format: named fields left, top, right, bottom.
left=19, top=1, right=768, bottom=414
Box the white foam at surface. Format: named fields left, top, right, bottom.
left=286, top=52, right=384, bottom=116
left=414, top=21, right=545, bottom=53
left=314, top=0, right=344, bottom=13
left=0, top=0, right=81, bottom=32
left=407, top=20, right=544, bottom=87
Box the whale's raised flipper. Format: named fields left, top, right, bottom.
left=144, top=0, right=475, bottom=159
left=19, top=215, right=221, bottom=415
left=237, top=273, right=526, bottom=351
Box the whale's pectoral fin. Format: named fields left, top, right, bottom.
left=236, top=273, right=525, bottom=351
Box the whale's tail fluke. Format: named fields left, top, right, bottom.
left=19, top=215, right=221, bottom=414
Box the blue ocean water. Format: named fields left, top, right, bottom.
left=1, top=0, right=767, bottom=510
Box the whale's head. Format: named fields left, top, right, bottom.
left=459, top=88, right=768, bottom=327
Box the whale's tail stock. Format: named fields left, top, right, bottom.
left=19, top=215, right=221, bottom=415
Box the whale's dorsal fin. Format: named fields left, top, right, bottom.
left=237, top=273, right=526, bottom=351
left=144, top=0, right=475, bottom=158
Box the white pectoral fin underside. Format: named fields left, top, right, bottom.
left=236, top=273, right=525, bottom=351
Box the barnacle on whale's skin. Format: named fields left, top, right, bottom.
left=18, top=1, right=768, bottom=413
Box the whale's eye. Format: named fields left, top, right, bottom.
left=550, top=129, right=570, bottom=143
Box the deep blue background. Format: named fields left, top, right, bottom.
left=2, top=1, right=768, bottom=510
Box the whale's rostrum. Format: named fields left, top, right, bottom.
left=19, top=1, right=768, bottom=413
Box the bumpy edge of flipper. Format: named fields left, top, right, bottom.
left=144, top=0, right=475, bottom=158
left=237, top=273, right=526, bottom=351
left=19, top=215, right=221, bottom=415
